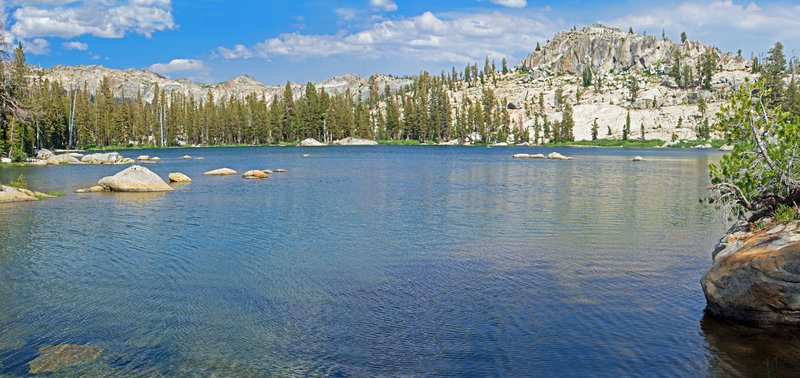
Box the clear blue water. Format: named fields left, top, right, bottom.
left=0, top=146, right=795, bottom=376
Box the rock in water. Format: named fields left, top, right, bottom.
left=632, top=156, right=645, bottom=161
left=719, top=145, right=734, bottom=152
left=98, top=165, right=174, bottom=192
left=28, top=344, right=103, bottom=374
left=203, top=168, right=238, bottom=176
left=169, top=173, right=192, bottom=183
left=0, top=185, right=39, bottom=203
left=300, top=138, right=326, bottom=146
left=513, top=154, right=546, bottom=159
left=137, top=155, right=150, bottom=160
left=547, top=152, right=574, bottom=160
left=702, top=222, right=800, bottom=324
left=82, top=152, right=125, bottom=164
left=242, top=170, right=270, bottom=179
left=46, top=154, right=82, bottom=165
left=181, top=155, right=192, bottom=159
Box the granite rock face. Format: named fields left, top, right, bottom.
left=516, top=24, right=747, bottom=75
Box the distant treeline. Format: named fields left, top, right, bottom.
left=0, top=46, right=535, bottom=160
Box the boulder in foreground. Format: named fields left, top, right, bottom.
left=204, top=168, right=238, bottom=176
left=300, top=138, right=326, bottom=146
left=98, top=165, right=173, bottom=192
left=333, top=137, right=378, bottom=146
left=169, top=172, right=192, bottom=183
left=702, top=221, right=800, bottom=324
left=28, top=344, right=103, bottom=374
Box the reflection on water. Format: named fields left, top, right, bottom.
left=0, top=146, right=785, bottom=375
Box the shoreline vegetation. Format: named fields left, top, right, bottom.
left=0, top=138, right=727, bottom=167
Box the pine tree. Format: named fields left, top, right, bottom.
left=591, top=119, right=599, bottom=140
left=764, top=42, right=787, bottom=106
left=623, top=111, right=631, bottom=140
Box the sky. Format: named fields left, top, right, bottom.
left=3, top=0, right=800, bottom=85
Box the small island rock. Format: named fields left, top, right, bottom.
left=204, top=168, right=238, bottom=176
left=82, top=152, right=126, bottom=165
left=181, top=155, right=192, bottom=159
left=513, top=153, right=546, bottom=159
left=547, top=152, right=573, bottom=160
left=98, top=165, right=174, bottom=192
left=242, top=170, right=270, bottom=179
left=169, top=173, right=192, bottom=183
left=137, top=155, right=150, bottom=160
left=633, top=156, right=645, bottom=161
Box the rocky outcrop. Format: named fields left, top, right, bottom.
left=39, top=65, right=412, bottom=105
left=168, top=172, right=192, bottom=183
left=702, top=221, right=800, bottom=324
left=300, top=138, right=326, bottom=146
left=0, top=185, right=39, bottom=203
left=28, top=344, right=103, bottom=374
left=98, top=165, right=174, bottom=192
left=36, top=149, right=54, bottom=160
left=333, top=137, right=378, bottom=146
left=516, top=24, right=747, bottom=75
left=204, top=168, right=238, bottom=176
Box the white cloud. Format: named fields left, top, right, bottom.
left=7, top=0, right=175, bottom=40
left=23, top=37, right=49, bottom=55
left=62, top=40, right=87, bottom=50
left=217, top=10, right=558, bottom=65
left=606, top=1, right=800, bottom=54
left=148, top=58, right=211, bottom=81
left=370, top=0, right=397, bottom=12
left=489, top=0, right=527, bottom=8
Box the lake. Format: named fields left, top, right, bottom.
left=0, top=145, right=796, bottom=376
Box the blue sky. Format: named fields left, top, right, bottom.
left=5, top=0, right=800, bottom=85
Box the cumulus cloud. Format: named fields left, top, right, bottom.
left=217, top=10, right=557, bottom=65
left=370, top=0, right=397, bottom=12
left=23, top=37, right=49, bottom=55
left=488, top=0, right=527, bottom=8
left=606, top=0, right=800, bottom=54
left=6, top=0, right=175, bottom=40
left=148, top=58, right=211, bottom=81
left=62, top=40, right=88, bottom=50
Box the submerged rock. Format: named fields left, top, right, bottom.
left=300, top=138, right=326, bottom=146
left=702, top=222, right=800, bottom=324
left=169, top=172, right=192, bottom=183
left=28, top=344, right=103, bottom=374
left=242, top=170, right=270, bottom=179
left=98, top=165, right=174, bottom=192
left=273, top=169, right=288, bottom=173
left=181, top=155, right=192, bottom=159
left=204, top=168, right=238, bottom=176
